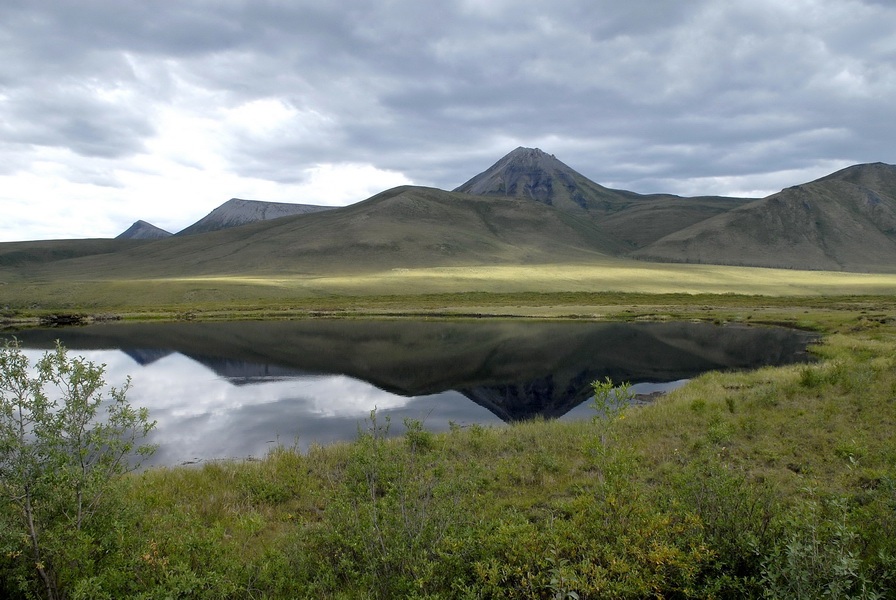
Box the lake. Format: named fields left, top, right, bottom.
left=5, top=319, right=817, bottom=467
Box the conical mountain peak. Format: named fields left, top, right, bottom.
left=502, top=146, right=565, bottom=167
left=454, top=147, right=578, bottom=198
left=453, top=146, right=626, bottom=213
left=115, top=220, right=172, bottom=240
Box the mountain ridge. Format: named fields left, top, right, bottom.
left=27, top=185, right=620, bottom=279
left=174, top=198, right=334, bottom=236
left=6, top=149, right=896, bottom=278
left=454, top=146, right=754, bottom=249
left=633, top=162, right=896, bottom=272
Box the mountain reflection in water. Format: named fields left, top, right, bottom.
left=8, top=320, right=817, bottom=465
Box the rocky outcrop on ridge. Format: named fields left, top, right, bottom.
left=175, top=198, right=333, bottom=236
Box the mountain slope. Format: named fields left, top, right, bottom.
left=20, top=186, right=621, bottom=280
left=5, top=151, right=896, bottom=279
left=633, top=163, right=896, bottom=272
left=116, top=220, right=172, bottom=240
left=176, top=198, right=333, bottom=236
left=0, top=238, right=148, bottom=271
left=455, top=147, right=751, bottom=249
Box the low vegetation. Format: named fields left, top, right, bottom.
left=1, top=306, right=894, bottom=598
left=3, top=259, right=896, bottom=317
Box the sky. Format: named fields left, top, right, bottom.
left=2, top=0, right=895, bottom=242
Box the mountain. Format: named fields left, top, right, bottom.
left=454, top=147, right=631, bottom=213
left=0, top=238, right=148, bottom=270
left=175, top=198, right=333, bottom=236
left=455, top=147, right=752, bottom=249
left=3, top=149, right=896, bottom=279
left=116, top=220, right=172, bottom=240
left=17, top=185, right=621, bottom=280
left=633, top=163, right=896, bottom=272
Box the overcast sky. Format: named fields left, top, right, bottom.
left=2, top=0, right=895, bottom=241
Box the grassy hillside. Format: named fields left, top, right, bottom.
left=0, top=238, right=149, bottom=269
left=596, top=195, right=746, bottom=249
left=635, top=163, right=896, bottom=272
left=2, top=186, right=624, bottom=284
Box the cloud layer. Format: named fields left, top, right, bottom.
left=2, top=0, right=895, bottom=240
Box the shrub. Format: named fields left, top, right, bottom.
left=312, top=411, right=478, bottom=598
left=759, top=494, right=885, bottom=600
left=0, top=339, right=155, bottom=600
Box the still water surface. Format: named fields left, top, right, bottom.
left=7, top=319, right=817, bottom=467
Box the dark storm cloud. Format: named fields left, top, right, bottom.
left=1, top=0, right=895, bottom=212
left=221, top=0, right=896, bottom=190
left=1, top=85, right=155, bottom=158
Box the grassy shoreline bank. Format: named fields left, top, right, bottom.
left=4, top=290, right=895, bottom=333
left=2, top=300, right=895, bottom=598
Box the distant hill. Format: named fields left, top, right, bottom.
left=116, top=220, right=172, bottom=240
left=175, top=198, right=333, bottom=236
left=455, top=147, right=752, bottom=249
left=3, top=149, right=896, bottom=280
left=16, top=185, right=621, bottom=280
left=0, top=238, right=147, bottom=270
left=633, top=163, right=896, bottom=272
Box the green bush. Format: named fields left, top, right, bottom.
left=759, top=494, right=885, bottom=599
left=0, top=339, right=155, bottom=600
left=310, top=411, right=480, bottom=598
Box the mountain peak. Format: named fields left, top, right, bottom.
left=816, top=162, right=896, bottom=195
left=506, top=146, right=554, bottom=160
left=453, top=147, right=625, bottom=212
left=456, top=147, right=571, bottom=195
left=455, top=147, right=582, bottom=200
left=175, top=198, right=334, bottom=236
left=116, top=220, right=172, bottom=240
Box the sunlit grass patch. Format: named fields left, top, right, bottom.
left=276, top=262, right=896, bottom=297
left=5, top=258, right=896, bottom=313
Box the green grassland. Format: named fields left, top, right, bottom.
left=3, top=260, right=896, bottom=320
left=3, top=305, right=894, bottom=599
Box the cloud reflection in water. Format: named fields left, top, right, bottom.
left=86, top=350, right=498, bottom=466
left=10, top=319, right=817, bottom=467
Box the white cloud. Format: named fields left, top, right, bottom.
left=624, top=160, right=855, bottom=199
left=1, top=0, right=895, bottom=241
